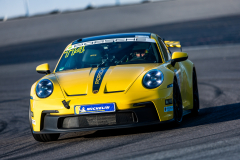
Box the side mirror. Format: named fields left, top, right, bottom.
left=171, top=52, right=188, bottom=67
left=36, top=63, right=50, bottom=74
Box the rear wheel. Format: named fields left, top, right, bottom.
left=191, top=69, right=199, bottom=116
left=29, top=107, right=60, bottom=142
left=172, top=78, right=183, bottom=125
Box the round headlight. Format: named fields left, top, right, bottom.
left=36, top=79, right=53, bottom=98
left=142, top=69, right=164, bottom=89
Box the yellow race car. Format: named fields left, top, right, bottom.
left=29, top=32, right=199, bottom=142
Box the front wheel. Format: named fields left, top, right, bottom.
left=32, top=133, right=60, bottom=142
left=29, top=106, right=60, bottom=142
left=191, top=69, right=199, bottom=116
left=172, top=78, right=183, bottom=125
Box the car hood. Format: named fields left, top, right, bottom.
left=54, top=64, right=159, bottom=96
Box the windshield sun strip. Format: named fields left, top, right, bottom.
left=66, top=37, right=156, bottom=51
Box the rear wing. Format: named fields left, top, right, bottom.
left=164, top=41, right=182, bottom=51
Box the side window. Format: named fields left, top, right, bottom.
left=162, top=40, right=172, bottom=59
left=158, top=37, right=169, bottom=61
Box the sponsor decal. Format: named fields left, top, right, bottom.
left=31, top=111, right=34, bottom=117
left=92, top=67, right=109, bottom=94
left=164, top=106, right=173, bottom=112
left=68, top=37, right=156, bottom=50
left=165, top=99, right=173, bottom=105
left=67, top=45, right=73, bottom=50
left=64, top=46, right=85, bottom=58
left=32, top=119, right=36, bottom=125
left=74, top=103, right=115, bottom=114
left=167, top=83, right=173, bottom=88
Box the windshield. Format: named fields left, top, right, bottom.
left=55, top=40, right=161, bottom=72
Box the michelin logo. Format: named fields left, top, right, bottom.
left=164, top=106, right=173, bottom=112
left=79, top=107, right=86, bottom=113
left=86, top=106, right=110, bottom=111
left=77, top=106, right=111, bottom=113
left=75, top=103, right=115, bottom=114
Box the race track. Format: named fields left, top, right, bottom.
left=1, top=0, right=240, bottom=159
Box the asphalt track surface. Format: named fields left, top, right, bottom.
left=1, top=0, right=240, bottom=159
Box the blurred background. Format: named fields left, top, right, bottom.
left=1, top=0, right=240, bottom=159
left=0, top=0, right=161, bottom=20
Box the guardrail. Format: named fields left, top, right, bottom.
left=0, top=0, right=161, bottom=21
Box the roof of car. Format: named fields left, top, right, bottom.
left=72, top=32, right=152, bottom=45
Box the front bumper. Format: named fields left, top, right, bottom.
left=33, top=103, right=173, bottom=134
left=31, top=87, right=174, bottom=132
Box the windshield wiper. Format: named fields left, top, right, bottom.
left=116, top=55, right=128, bottom=65
left=98, top=57, right=118, bottom=67
left=98, top=59, right=110, bottom=67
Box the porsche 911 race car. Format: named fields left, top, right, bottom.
left=29, top=32, right=199, bottom=142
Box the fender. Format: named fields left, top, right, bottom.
left=180, top=59, right=194, bottom=110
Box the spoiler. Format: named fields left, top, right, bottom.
left=164, top=41, right=182, bottom=51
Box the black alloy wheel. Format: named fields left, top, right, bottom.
left=191, top=69, right=200, bottom=116
left=29, top=107, right=60, bottom=142
left=173, top=78, right=183, bottom=125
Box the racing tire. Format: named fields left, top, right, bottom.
left=172, top=77, right=183, bottom=125
left=32, top=133, right=60, bottom=142
left=191, top=68, right=199, bottom=116
left=29, top=107, right=60, bottom=142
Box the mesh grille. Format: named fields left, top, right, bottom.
left=60, top=112, right=135, bottom=129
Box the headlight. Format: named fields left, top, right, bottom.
left=36, top=79, right=53, bottom=98
left=142, top=69, right=164, bottom=89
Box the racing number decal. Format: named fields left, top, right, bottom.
left=92, top=67, right=109, bottom=94
left=64, top=46, right=85, bottom=58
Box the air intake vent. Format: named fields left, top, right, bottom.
left=58, top=112, right=136, bottom=129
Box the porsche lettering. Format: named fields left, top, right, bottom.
left=95, top=68, right=105, bottom=84
left=70, top=37, right=155, bottom=49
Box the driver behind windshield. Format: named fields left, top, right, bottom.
left=55, top=41, right=160, bottom=72
left=131, top=49, right=148, bottom=61
left=129, top=42, right=156, bottom=62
